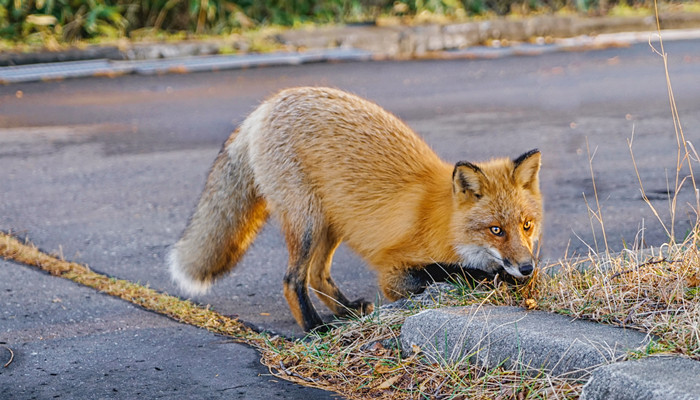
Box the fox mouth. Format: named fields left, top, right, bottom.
left=415, top=262, right=530, bottom=286
left=404, top=258, right=532, bottom=296
left=501, top=259, right=535, bottom=279
left=454, top=245, right=534, bottom=280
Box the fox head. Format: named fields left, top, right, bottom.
left=451, top=149, right=542, bottom=280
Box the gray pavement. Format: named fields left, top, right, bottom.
left=0, top=260, right=336, bottom=399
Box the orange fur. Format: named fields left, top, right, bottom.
left=169, top=87, right=543, bottom=331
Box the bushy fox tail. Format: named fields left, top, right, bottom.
left=168, top=134, right=268, bottom=296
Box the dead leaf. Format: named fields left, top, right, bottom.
left=524, top=298, right=538, bottom=310
left=373, top=361, right=394, bottom=374
left=375, top=374, right=401, bottom=390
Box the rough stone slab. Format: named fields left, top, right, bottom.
left=278, top=14, right=700, bottom=57
left=0, top=46, right=124, bottom=67
left=581, top=356, right=700, bottom=400
left=400, top=306, right=651, bottom=379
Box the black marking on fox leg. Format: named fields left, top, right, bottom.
left=291, top=225, right=325, bottom=331
left=300, top=226, right=313, bottom=261
left=325, top=277, right=351, bottom=305
left=296, top=284, right=324, bottom=331
left=318, top=276, right=372, bottom=318
left=285, top=272, right=324, bottom=331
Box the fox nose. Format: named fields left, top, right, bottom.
left=518, top=264, right=534, bottom=276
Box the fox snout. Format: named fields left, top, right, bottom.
left=454, top=244, right=536, bottom=280
left=502, top=259, right=535, bottom=279
left=518, top=263, right=534, bottom=276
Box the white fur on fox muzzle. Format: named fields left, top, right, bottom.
left=454, top=244, right=503, bottom=276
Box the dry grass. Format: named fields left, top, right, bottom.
left=534, top=242, right=700, bottom=360
left=256, top=235, right=700, bottom=399
left=258, top=280, right=586, bottom=399
left=0, top=230, right=583, bottom=398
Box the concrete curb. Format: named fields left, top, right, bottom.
left=277, top=13, right=700, bottom=58
left=581, top=356, right=700, bottom=400
left=0, top=48, right=372, bottom=84
left=399, top=305, right=700, bottom=399
left=399, top=306, right=651, bottom=379
left=0, top=46, right=123, bottom=66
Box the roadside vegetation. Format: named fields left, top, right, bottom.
left=2, top=0, right=700, bottom=52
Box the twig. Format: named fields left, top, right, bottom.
left=586, top=138, right=610, bottom=256
left=635, top=308, right=686, bottom=318
left=278, top=361, right=317, bottom=383
left=609, top=258, right=676, bottom=280
left=2, top=345, right=14, bottom=368
left=628, top=134, right=671, bottom=238
left=431, top=377, right=448, bottom=398
left=623, top=299, right=649, bottom=324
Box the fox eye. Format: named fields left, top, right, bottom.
left=489, top=226, right=504, bottom=237
left=523, top=220, right=532, bottom=231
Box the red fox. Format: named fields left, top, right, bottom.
left=169, top=87, right=543, bottom=331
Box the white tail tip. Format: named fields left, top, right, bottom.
left=167, top=248, right=212, bottom=296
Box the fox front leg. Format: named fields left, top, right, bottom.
left=380, top=263, right=498, bottom=300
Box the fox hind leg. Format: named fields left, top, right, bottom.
left=281, top=216, right=327, bottom=332
left=281, top=216, right=374, bottom=331
left=308, top=232, right=374, bottom=319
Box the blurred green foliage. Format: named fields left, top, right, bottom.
left=0, top=0, right=683, bottom=41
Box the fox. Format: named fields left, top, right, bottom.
left=168, top=86, right=543, bottom=332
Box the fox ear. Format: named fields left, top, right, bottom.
left=513, top=149, right=541, bottom=191
left=453, top=162, right=483, bottom=199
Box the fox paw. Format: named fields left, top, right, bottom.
left=309, top=323, right=332, bottom=334
left=339, top=299, right=374, bottom=317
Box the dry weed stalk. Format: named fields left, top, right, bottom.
left=629, top=0, right=700, bottom=241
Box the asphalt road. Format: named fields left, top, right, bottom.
left=1, top=39, right=699, bottom=346
left=0, top=260, right=336, bottom=399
